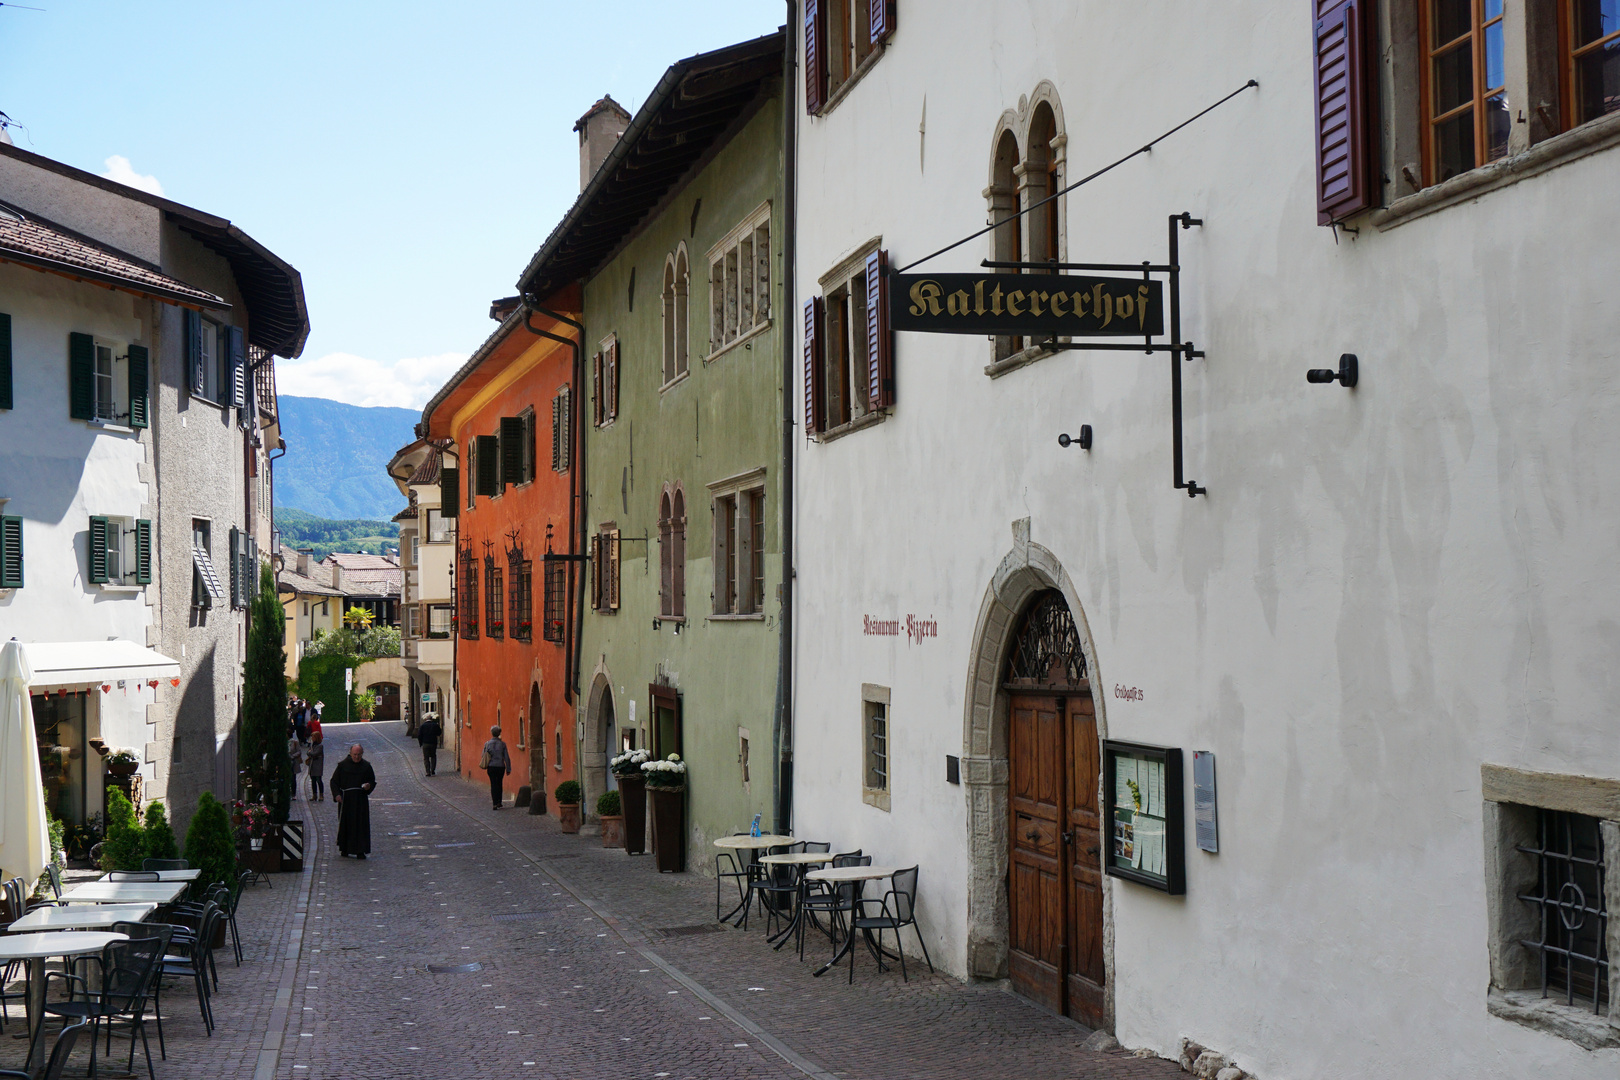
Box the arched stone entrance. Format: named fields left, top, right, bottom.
left=527, top=682, right=545, bottom=814
left=961, top=519, right=1112, bottom=1030
left=583, top=672, right=614, bottom=820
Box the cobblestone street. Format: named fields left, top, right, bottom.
left=4, top=721, right=1184, bottom=1079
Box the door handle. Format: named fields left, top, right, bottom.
left=1087, top=846, right=1100, bottom=856
left=1024, top=830, right=1041, bottom=842
left=1061, top=831, right=1073, bottom=844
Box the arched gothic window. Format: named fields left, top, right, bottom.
left=658, top=485, right=686, bottom=619
left=662, top=246, right=690, bottom=385
left=991, top=129, right=1022, bottom=361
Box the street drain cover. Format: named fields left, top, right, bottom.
left=426, top=962, right=483, bottom=974
left=658, top=925, right=726, bottom=937
left=493, top=912, right=548, bottom=922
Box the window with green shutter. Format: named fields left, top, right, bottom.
left=500, top=416, right=524, bottom=488
left=127, top=344, right=149, bottom=429
left=88, top=516, right=111, bottom=584
left=185, top=310, right=203, bottom=397
left=134, top=519, right=152, bottom=585
left=69, top=332, right=95, bottom=420
left=229, top=526, right=242, bottom=608
left=0, top=515, right=22, bottom=588
left=476, top=433, right=500, bottom=497
left=440, top=467, right=458, bottom=519
left=0, top=311, right=12, bottom=411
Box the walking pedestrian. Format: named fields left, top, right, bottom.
left=305, top=732, right=326, bottom=801
left=292, top=700, right=309, bottom=744
left=417, top=713, right=442, bottom=777
left=330, top=743, right=376, bottom=858
left=480, top=726, right=512, bottom=810
left=287, top=731, right=304, bottom=786
left=308, top=705, right=323, bottom=745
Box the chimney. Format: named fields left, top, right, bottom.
left=575, top=95, right=630, bottom=192
left=296, top=549, right=312, bottom=577
left=330, top=563, right=344, bottom=595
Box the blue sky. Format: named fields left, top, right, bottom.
left=1, top=1, right=783, bottom=408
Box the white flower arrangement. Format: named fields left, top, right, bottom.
left=611, top=747, right=650, bottom=776
left=641, top=753, right=688, bottom=789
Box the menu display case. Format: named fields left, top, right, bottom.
left=1103, top=741, right=1185, bottom=894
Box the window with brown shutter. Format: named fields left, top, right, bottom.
left=805, top=0, right=828, bottom=114
left=1315, top=0, right=1379, bottom=223
left=870, top=0, right=895, bottom=45
left=810, top=241, right=889, bottom=439
left=803, top=297, right=824, bottom=435
left=864, top=248, right=893, bottom=411
left=606, top=339, right=619, bottom=421
left=659, top=491, right=675, bottom=618
left=592, top=350, right=605, bottom=427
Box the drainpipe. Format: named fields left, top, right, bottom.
left=521, top=300, right=587, bottom=709
left=774, top=6, right=798, bottom=836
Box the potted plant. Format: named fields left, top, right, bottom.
left=355, top=689, right=378, bottom=721
left=611, top=748, right=650, bottom=855
left=642, top=754, right=687, bottom=873
left=554, top=780, right=582, bottom=834
left=106, top=747, right=140, bottom=777
left=596, top=789, right=624, bottom=847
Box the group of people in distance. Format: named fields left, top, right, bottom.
left=286, top=696, right=376, bottom=859
left=414, top=711, right=512, bottom=813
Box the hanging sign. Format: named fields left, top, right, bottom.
left=891, top=272, right=1164, bottom=337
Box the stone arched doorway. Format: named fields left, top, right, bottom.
left=961, top=520, right=1111, bottom=1030
left=583, top=673, right=614, bottom=820
left=527, top=683, right=545, bottom=814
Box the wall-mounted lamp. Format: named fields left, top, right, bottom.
left=1057, top=425, right=1093, bottom=451
left=1307, top=353, right=1358, bottom=388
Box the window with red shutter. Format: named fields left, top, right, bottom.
left=805, top=0, right=828, bottom=114
left=1314, top=0, right=1379, bottom=224
left=869, top=0, right=895, bottom=45
left=803, top=297, right=824, bottom=434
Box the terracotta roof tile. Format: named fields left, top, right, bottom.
left=0, top=203, right=226, bottom=307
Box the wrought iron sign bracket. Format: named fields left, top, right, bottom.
left=979, top=212, right=1207, bottom=497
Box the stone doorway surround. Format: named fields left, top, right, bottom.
left=961, top=518, right=1113, bottom=1030
left=583, top=668, right=614, bottom=821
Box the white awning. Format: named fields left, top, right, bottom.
left=22, top=640, right=181, bottom=690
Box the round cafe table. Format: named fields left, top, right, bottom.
left=712, top=835, right=795, bottom=924
left=0, top=930, right=126, bottom=1073
left=758, top=852, right=833, bottom=950
left=802, top=865, right=899, bottom=977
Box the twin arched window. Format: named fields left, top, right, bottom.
left=662, top=247, right=690, bottom=386
left=989, top=89, right=1066, bottom=363
left=658, top=486, right=686, bottom=619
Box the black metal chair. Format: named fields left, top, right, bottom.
left=140, top=860, right=188, bottom=872
left=741, top=841, right=803, bottom=935
left=0, top=1020, right=88, bottom=1080
left=31, top=935, right=163, bottom=1080
left=110, top=922, right=174, bottom=1059
left=39, top=864, right=68, bottom=906
left=106, top=871, right=160, bottom=882
left=715, top=833, right=752, bottom=921
left=0, top=883, right=23, bottom=1031
left=158, top=906, right=221, bottom=1033
left=223, top=870, right=253, bottom=964
left=166, top=893, right=225, bottom=992
left=798, top=852, right=865, bottom=961
left=847, top=865, right=934, bottom=983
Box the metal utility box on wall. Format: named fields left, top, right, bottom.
left=1103, top=741, right=1185, bottom=894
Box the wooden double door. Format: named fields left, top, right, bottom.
left=1007, top=689, right=1105, bottom=1026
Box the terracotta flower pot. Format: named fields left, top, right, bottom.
left=558, top=802, right=581, bottom=833
left=617, top=774, right=646, bottom=855
left=599, top=814, right=624, bottom=848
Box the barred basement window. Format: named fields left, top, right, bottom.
left=861, top=683, right=891, bottom=813
left=486, top=558, right=504, bottom=639
left=542, top=558, right=566, bottom=643
left=458, top=546, right=479, bottom=639
left=510, top=557, right=532, bottom=641
left=1518, top=808, right=1610, bottom=1014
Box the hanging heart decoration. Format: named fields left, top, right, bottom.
left=170, top=677, right=181, bottom=687
left=101, top=685, right=111, bottom=694
left=148, top=680, right=159, bottom=689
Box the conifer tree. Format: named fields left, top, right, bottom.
left=141, top=801, right=180, bottom=861
left=241, top=562, right=292, bottom=822
left=100, top=787, right=144, bottom=871
left=183, top=792, right=237, bottom=891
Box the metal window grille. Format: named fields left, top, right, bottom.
left=542, top=557, right=566, bottom=643
left=486, top=559, right=503, bottom=639
left=1517, top=808, right=1610, bottom=1014
left=458, top=547, right=479, bottom=639
left=866, top=702, right=887, bottom=791
left=510, top=557, right=532, bottom=641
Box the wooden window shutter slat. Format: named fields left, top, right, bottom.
left=805, top=0, right=828, bottom=114
left=134, top=519, right=152, bottom=585
left=228, top=525, right=241, bottom=608
left=88, top=516, right=110, bottom=584
left=185, top=310, right=204, bottom=396
left=440, top=467, right=459, bottom=519
left=0, top=516, right=21, bottom=588
left=672, top=492, right=685, bottom=619
left=560, top=388, right=571, bottom=472
left=608, top=341, right=619, bottom=422
left=592, top=351, right=604, bottom=427
left=476, top=434, right=500, bottom=496
left=869, top=0, right=896, bottom=44
left=865, top=248, right=894, bottom=409
left=803, top=297, right=825, bottom=434
left=0, top=312, right=12, bottom=411
left=524, top=410, right=536, bottom=483
left=228, top=326, right=247, bottom=410
left=69, top=332, right=95, bottom=420
left=500, top=416, right=524, bottom=488
left=1314, top=0, right=1377, bottom=224
left=590, top=533, right=602, bottom=611
left=127, top=344, right=149, bottom=429
left=608, top=531, right=620, bottom=611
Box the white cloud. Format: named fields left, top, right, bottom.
left=275, top=351, right=467, bottom=410
left=99, top=155, right=164, bottom=196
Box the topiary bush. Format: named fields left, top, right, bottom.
left=141, top=801, right=180, bottom=862
left=596, top=789, right=622, bottom=817
left=183, top=792, right=238, bottom=892
left=554, top=780, right=582, bottom=805
left=100, top=787, right=145, bottom=871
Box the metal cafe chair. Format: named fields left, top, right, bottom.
left=31, top=935, right=164, bottom=1080
left=157, top=906, right=222, bottom=1035
left=110, top=922, right=174, bottom=1059
left=715, top=833, right=752, bottom=922
left=0, top=1020, right=89, bottom=1080
left=106, top=871, right=161, bottom=883
left=140, top=860, right=188, bottom=873
left=798, top=852, right=865, bottom=961
left=847, top=865, right=934, bottom=984
left=741, top=841, right=804, bottom=936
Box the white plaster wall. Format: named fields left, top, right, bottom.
left=791, top=3, right=1620, bottom=1076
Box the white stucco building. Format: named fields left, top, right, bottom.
left=0, top=142, right=307, bottom=836
left=788, top=2, right=1620, bottom=1075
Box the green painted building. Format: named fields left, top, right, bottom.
left=517, top=33, right=787, bottom=870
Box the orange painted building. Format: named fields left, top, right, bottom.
left=419, top=292, right=584, bottom=810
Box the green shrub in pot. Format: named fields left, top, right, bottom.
left=554, top=780, right=582, bottom=806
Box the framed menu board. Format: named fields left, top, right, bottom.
left=1102, top=741, right=1185, bottom=894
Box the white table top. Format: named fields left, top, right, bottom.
left=713, top=834, right=795, bottom=849
left=805, top=865, right=899, bottom=883
left=8, top=904, right=157, bottom=932
left=61, top=881, right=187, bottom=904
left=0, top=931, right=127, bottom=961
left=99, top=869, right=200, bottom=882
left=759, top=852, right=834, bottom=866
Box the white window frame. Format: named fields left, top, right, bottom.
left=94, top=515, right=140, bottom=588
left=91, top=339, right=129, bottom=424
left=424, top=508, right=450, bottom=544
left=861, top=683, right=891, bottom=812
left=706, top=202, right=772, bottom=362
left=707, top=467, right=766, bottom=619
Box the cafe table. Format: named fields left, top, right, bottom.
left=711, top=835, right=795, bottom=925
left=0, top=930, right=126, bottom=1074
left=758, top=852, right=833, bottom=949
left=7, top=903, right=157, bottom=933
left=803, top=865, right=899, bottom=977
left=59, top=881, right=187, bottom=905
left=98, top=868, right=200, bottom=883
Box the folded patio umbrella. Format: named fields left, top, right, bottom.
left=0, top=639, right=50, bottom=887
